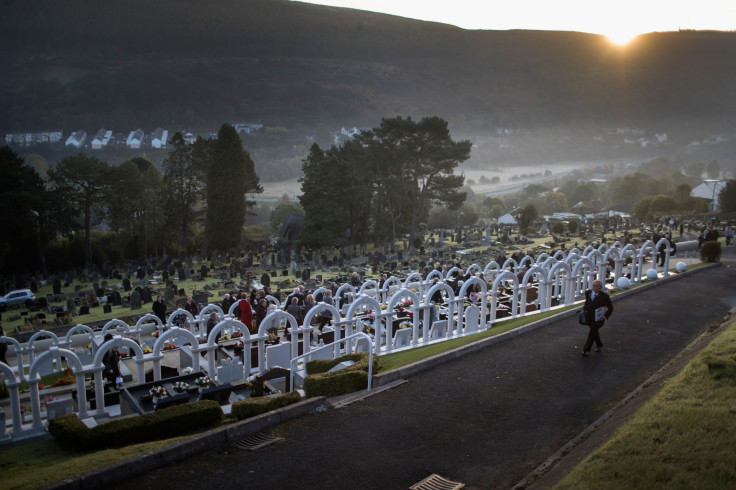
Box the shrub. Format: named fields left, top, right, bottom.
left=303, top=352, right=378, bottom=398
left=48, top=400, right=223, bottom=451
left=47, top=413, right=89, bottom=451
left=700, top=241, right=722, bottom=262
left=51, top=368, right=76, bottom=387
left=304, top=369, right=368, bottom=398
left=230, top=391, right=302, bottom=420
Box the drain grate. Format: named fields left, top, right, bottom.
left=231, top=432, right=284, bottom=451
left=410, top=474, right=465, bottom=490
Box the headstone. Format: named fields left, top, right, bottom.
left=123, top=277, right=131, bottom=291
left=111, top=290, right=122, bottom=306
left=66, top=297, right=77, bottom=315
left=217, top=357, right=244, bottom=383
left=130, top=290, right=142, bottom=310
left=53, top=278, right=62, bottom=295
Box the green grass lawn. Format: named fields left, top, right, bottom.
left=554, top=319, right=736, bottom=489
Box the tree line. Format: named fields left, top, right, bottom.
left=0, top=124, right=261, bottom=278
left=2, top=115, right=734, bottom=281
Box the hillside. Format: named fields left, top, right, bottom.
left=2, top=0, right=736, bottom=178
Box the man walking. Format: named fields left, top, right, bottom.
left=581, top=279, right=613, bottom=356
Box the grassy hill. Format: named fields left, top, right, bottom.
left=2, top=0, right=735, bottom=181
left=2, top=0, right=735, bottom=132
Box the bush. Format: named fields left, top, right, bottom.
left=48, top=400, right=224, bottom=451
left=303, top=352, right=378, bottom=398
left=230, top=391, right=302, bottom=420
left=701, top=240, right=722, bottom=262
left=304, top=369, right=369, bottom=398
left=47, top=413, right=89, bottom=451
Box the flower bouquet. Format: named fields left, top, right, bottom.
left=149, top=385, right=166, bottom=400
left=233, top=340, right=244, bottom=349
left=163, top=341, right=176, bottom=351
left=194, top=376, right=212, bottom=389
left=232, top=330, right=244, bottom=339
left=182, top=366, right=194, bottom=375
left=172, top=381, right=189, bottom=393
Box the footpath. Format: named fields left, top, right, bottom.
left=56, top=247, right=736, bottom=490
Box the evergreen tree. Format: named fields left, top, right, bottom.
left=205, top=124, right=262, bottom=251
left=0, top=146, right=46, bottom=273
left=298, top=143, right=349, bottom=247
left=362, top=116, right=470, bottom=247
left=47, top=153, right=111, bottom=274
left=162, top=132, right=203, bottom=255
left=718, top=180, right=736, bottom=212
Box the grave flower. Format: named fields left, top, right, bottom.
left=194, top=376, right=212, bottom=388
left=399, top=321, right=411, bottom=330
left=233, top=340, right=244, bottom=349
left=163, top=341, right=176, bottom=351
left=149, top=385, right=166, bottom=398
left=182, top=366, right=194, bottom=375
left=402, top=299, right=413, bottom=308
left=143, top=346, right=152, bottom=354
left=232, top=330, right=244, bottom=339
left=172, top=381, right=189, bottom=393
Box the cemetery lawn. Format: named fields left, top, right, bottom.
left=0, top=432, right=208, bottom=489
left=554, top=318, right=736, bottom=489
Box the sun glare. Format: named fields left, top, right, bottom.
left=606, top=31, right=639, bottom=46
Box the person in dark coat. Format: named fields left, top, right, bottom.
left=152, top=295, right=167, bottom=325
left=581, top=280, right=614, bottom=356
left=0, top=325, right=8, bottom=365
left=184, top=296, right=199, bottom=316
left=102, top=333, right=122, bottom=388
left=255, top=298, right=268, bottom=328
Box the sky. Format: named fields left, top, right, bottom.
left=294, top=1, right=736, bottom=44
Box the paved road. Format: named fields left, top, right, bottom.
left=122, top=251, right=736, bottom=490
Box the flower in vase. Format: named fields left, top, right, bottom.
left=172, top=381, right=189, bottom=393
left=149, top=385, right=166, bottom=398
left=194, top=376, right=212, bottom=388
left=182, top=366, right=194, bottom=375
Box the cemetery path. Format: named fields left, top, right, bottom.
left=120, top=250, right=736, bottom=490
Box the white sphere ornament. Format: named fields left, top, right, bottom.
left=617, top=277, right=631, bottom=289
left=676, top=262, right=686, bottom=273
left=646, top=269, right=658, bottom=281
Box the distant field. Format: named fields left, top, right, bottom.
left=259, top=160, right=620, bottom=200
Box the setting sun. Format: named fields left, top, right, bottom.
left=606, top=30, right=640, bottom=45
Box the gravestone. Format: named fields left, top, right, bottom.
left=53, top=278, right=62, bottom=295
left=111, top=290, right=122, bottom=306
left=123, top=277, right=131, bottom=291
left=217, top=357, right=244, bottom=383
left=162, top=270, right=169, bottom=282
left=66, top=297, right=77, bottom=315
left=130, top=290, right=142, bottom=310
left=178, top=266, right=186, bottom=280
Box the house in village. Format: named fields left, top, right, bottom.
left=90, top=129, right=113, bottom=149
left=5, top=130, right=63, bottom=147
left=232, top=123, right=263, bottom=135
left=691, top=180, right=728, bottom=211
left=126, top=129, right=144, bottom=149
left=65, top=130, right=86, bottom=148
left=151, top=128, right=169, bottom=149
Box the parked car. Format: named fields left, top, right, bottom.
left=0, top=289, right=35, bottom=308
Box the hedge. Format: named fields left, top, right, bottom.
left=48, top=400, right=223, bottom=451
left=230, top=391, right=302, bottom=420
left=303, top=352, right=379, bottom=398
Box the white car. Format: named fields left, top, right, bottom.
left=0, top=289, right=35, bottom=308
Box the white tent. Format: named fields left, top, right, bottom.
left=497, top=213, right=518, bottom=225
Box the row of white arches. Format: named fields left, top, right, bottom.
left=0, top=239, right=679, bottom=440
